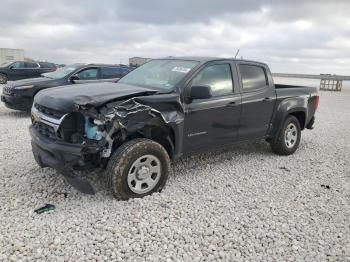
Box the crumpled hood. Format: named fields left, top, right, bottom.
left=34, top=82, right=158, bottom=112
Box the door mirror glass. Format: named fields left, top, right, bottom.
left=190, top=85, right=212, bottom=100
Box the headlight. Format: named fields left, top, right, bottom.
left=15, top=85, right=34, bottom=90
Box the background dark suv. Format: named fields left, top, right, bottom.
left=1, top=63, right=133, bottom=111
left=0, top=61, right=57, bottom=84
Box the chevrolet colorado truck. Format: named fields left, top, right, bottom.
left=29, top=57, right=319, bottom=199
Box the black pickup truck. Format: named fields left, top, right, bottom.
left=29, top=57, right=319, bottom=199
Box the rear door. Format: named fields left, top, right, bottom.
left=24, top=62, right=41, bottom=78
left=183, top=61, right=242, bottom=152
left=237, top=63, right=276, bottom=140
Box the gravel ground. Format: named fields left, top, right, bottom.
left=0, top=84, right=349, bottom=261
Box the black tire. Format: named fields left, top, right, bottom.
left=0, top=74, right=7, bottom=84
left=270, top=115, right=301, bottom=155
left=106, top=138, right=170, bottom=200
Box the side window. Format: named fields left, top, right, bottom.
left=239, top=64, right=268, bottom=91
left=101, top=67, right=122, bottom=78
left=191, top=64, right=233, bottom=97
left=76, top=68, right=99, bottom=80
left=39, top=62, right=55, bottom=69
left=12, top=62, right=25, bottom=69
left=24, top=62, right=39, bottom=68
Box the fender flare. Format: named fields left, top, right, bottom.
left=268, top=97, right=308, bottom=141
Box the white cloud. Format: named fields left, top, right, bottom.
left=0, top=0, right=349, bottom=74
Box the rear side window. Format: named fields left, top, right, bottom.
left=24, top=62, right=39, bottom=68
left=239, top=64, right=268, bottom=91
left=191, top=64, right=233, bottom=97
left=39, top=62, right=55, bottom=69
left=101, top=67, right=123, bottom=78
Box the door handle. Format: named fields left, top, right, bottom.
left=262, top=97, right=273, bottom=102
left=226, top=101, right=238, bottom=107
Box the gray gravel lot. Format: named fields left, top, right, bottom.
left=0, top=83, right=349, bottom=261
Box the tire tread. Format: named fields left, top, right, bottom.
left=106, top=138, right=170, bottom=200
left=270, top=115, right=301, bottom=155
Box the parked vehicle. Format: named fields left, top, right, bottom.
left=1, top=63, right=132, bottom=111
left=0, top=61, right=56, bottom=84
left=29, top=57, right=319, bottom=198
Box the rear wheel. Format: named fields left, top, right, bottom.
left=0, top=74, right=7, bottom=84
left=270, top=115, right=301, bottom=155
left=106, top=138, right=170, bottom=200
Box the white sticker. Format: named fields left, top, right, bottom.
left=172, top=67, right=191, bottom=73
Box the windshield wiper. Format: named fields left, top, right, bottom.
left=155, top=90, right=174, bottom=95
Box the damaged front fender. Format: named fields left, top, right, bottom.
left=75, top=93, right=186, bottom=158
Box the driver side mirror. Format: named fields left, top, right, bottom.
left=70, top=74, right=79, bottom=83
left=190, top=85, right=212, bottom=100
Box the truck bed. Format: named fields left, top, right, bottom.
left=275, top=84, right=318, bottom=98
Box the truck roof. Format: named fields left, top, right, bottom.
left=85, top=63, right=131, bottom=67
left=161, top=56, right=267, bottom=66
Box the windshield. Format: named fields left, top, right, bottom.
left=118, top=59, right=199, bottom=91
left=42, top=64, right=81, bottom=79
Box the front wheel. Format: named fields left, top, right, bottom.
left=270, top=115, right=301, bottom=155
left=106, top=138, right=170, bottom=200
left=0, top=74, right=7, bottom=84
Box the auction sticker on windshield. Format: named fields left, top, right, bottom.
left=172, top=67, right=191, bottom=73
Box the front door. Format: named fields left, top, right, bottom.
left=183, top=62, right=241, bottom=152
left=8, top=61, right=27, bottom=80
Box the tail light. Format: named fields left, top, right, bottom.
left=315, top=95, right=319, bottom=112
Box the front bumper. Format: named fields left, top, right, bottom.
left=30, top=126, right=102, bottom=194
left=1, top=94, right=33, bottom=111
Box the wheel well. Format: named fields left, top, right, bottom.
left=114, top=127, right=175, bottom=159
left=289, top=111, right=305, bottom=130
left=151, top=134, right=174, bottom=159
left=0, top=72, right=7, bottom=79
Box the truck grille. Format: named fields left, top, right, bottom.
left=33, top=122, right=57, bottom=140
left=2, top=85, right=14, bottom=95
left=34, top=103, right=65, bottom=119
